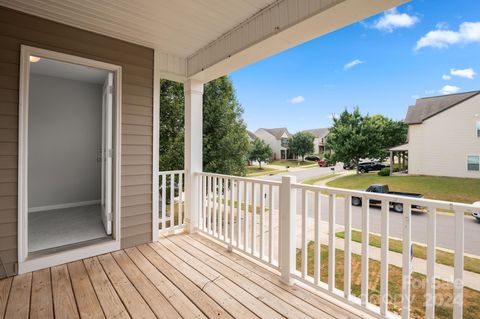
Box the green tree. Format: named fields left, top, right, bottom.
left=203, top=77, right=250, bottom=175
left=288, top=132, right=315, bottom=162
left=249, top=138, right=273, bottom=168
left=159, top=80, right=184, bottom=171
left=159, top=77, right=250, bottom=176
left=367, top=115, right=408, bottom=160
left=327, top=107, right=378, bottom=174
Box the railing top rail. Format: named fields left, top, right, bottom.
left=293, top=182, right=478, bottom=212
left=159, top=170, right=185, bottom=175
left=196, top=171, right=282, bottom=186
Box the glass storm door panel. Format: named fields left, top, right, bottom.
left=101, top=73, right=113, bottom=235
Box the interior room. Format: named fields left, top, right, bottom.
left=27, top=57, right=113, bottom=253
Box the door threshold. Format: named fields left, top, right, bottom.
left=28, top=236, right=111, bottom=257
left=19, top=237, right=120, bottom=274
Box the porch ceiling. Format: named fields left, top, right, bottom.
left=0, top=0, right=273, bottom=57
left=0, top=0, right=409, bottom=81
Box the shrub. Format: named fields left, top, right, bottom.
left=378, top=167, right=390, bottom=176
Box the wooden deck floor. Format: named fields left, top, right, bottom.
left=0, top=233, right=367, bottom=319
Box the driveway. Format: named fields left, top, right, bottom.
left=259, top=164, right=344, bottom=182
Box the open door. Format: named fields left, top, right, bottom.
left=101, top=73, right=113, bottom=235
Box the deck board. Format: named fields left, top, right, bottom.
left=67, top=260, right=105, bottom=319
left=30, top=268, right=54, bottom=319
left=51, top=264, right=79, bottom=319
left=0, top=277, right=12, bottom=319
left=5, top=272, right=31, bottom=319
left=0, top=233, right=368, bottom=319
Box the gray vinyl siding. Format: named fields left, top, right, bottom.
left=0, top=6, right=154, bottom=275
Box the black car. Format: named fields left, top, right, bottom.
left=357, top=161, right=385, bottom=173
left=352, top=184, right=423, bottom=213
left=305, top=155, right=321, bottom=161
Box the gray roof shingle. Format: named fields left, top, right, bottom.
left=258, top=127, right=292, bottom=139
left=405, top=90, right=480, bottom=124
left=302, top=128, right=329, bottom=138
left=246, top=130, right=257, bottom=140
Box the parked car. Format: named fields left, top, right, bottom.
left=305, top=155, right=321, bottom=161
left=343, top=160, right=355, bottom=170
left=472, top=201, right=480, bottom=222
left=357, top=161, right=385, bottom=173
left=352, top=184, right=423, bottom=213
left=318, top=159, right=336, bottom=167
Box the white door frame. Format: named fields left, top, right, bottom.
left=18, top=45, right=122, bottom=273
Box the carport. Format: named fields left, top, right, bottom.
left=390, top=144, right=409, bottom=175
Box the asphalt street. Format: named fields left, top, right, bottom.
left=243, top=168, right=480, bottom=256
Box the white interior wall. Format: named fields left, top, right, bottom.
left=28, top=74, right=103, bottom=209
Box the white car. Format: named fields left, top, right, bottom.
left=473, top=201, right=480, bottom=222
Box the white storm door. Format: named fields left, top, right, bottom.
left=101, top=73, right=113, bottom=235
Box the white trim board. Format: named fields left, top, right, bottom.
left=18, top=240, right=120, bottom=274
left=18, top=45, right=123, bottom=273
left=28, top=200, right=101, bottom=213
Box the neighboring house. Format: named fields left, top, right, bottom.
left=254, top=127, right=292, bottom=160
left=246, top=130, right=257, bottom=142
left=392, top=91, right=480, bottom=178
left=302, top=128, right=329, bottom=156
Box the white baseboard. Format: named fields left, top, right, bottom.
left=29, top=200, right=101, bottom=213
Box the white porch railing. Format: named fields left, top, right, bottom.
left=191, top=172, right=477, bottom=319
left=159, top=170, right=185, bottom=233
left=196, top=172, right=281, bottom=269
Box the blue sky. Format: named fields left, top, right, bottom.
left=229, top=0, right=480, bottom=133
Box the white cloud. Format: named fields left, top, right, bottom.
left=439, top=85, right=460, bottom=95
left=416, top=21, right=480, bottom=50
left=290, top=96, right=305, bottom=104
left=372, top=8, right=419, bottom=32
left=344, top=59, right=364, bottom=70
left=411, top=95, right=420, bottom=100
left=442, top=74, right=452, bottom=80
left=450, top=68, right=476, bottom=79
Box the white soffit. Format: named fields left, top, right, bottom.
left=0, top=0, right=410, bottom=82
left=0, top=0, right=273, bottom=57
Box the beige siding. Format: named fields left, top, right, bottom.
left=408, top=94, right=480, bottom=178
left=0, top=6, right=154, bottom=275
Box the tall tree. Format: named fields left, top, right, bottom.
left=249, top=138, right=272, bottom=168
left=367, top=115, right=408, bottom=160
left=159, top=77, right=250, bottom=176
left=327, top=107, right=378, bottom=174
left=203, top=77, right=250, bottom=175
left=288, top=132, right=315, bottom=161
left=159, top=80, right=184, bottom=171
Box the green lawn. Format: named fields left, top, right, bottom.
left=269, top=160, right=317, bottom=167
left=297, top=242, right=480, bottom=318
left=302, top=173, right=340, bottom=185
left=336, top=230, right=480, bottom=274
left=326, top=173, right=480, bottom=204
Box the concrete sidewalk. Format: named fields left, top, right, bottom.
left=243, top=211, right=480, bottom=291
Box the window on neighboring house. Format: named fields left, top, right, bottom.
left=467, top=155, right=480, bottom=171
left=476, top=121, right=480, bottom=138
left=281, top=138, right=288, bottom=147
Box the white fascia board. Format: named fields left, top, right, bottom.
left=187, top=0, right=409, bottom=82
left=156, top=50, right=187, bottom=82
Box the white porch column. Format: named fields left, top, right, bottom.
left=279, top=175, right=297, bottom=285
left=184, top=79, right=204, bottom=233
